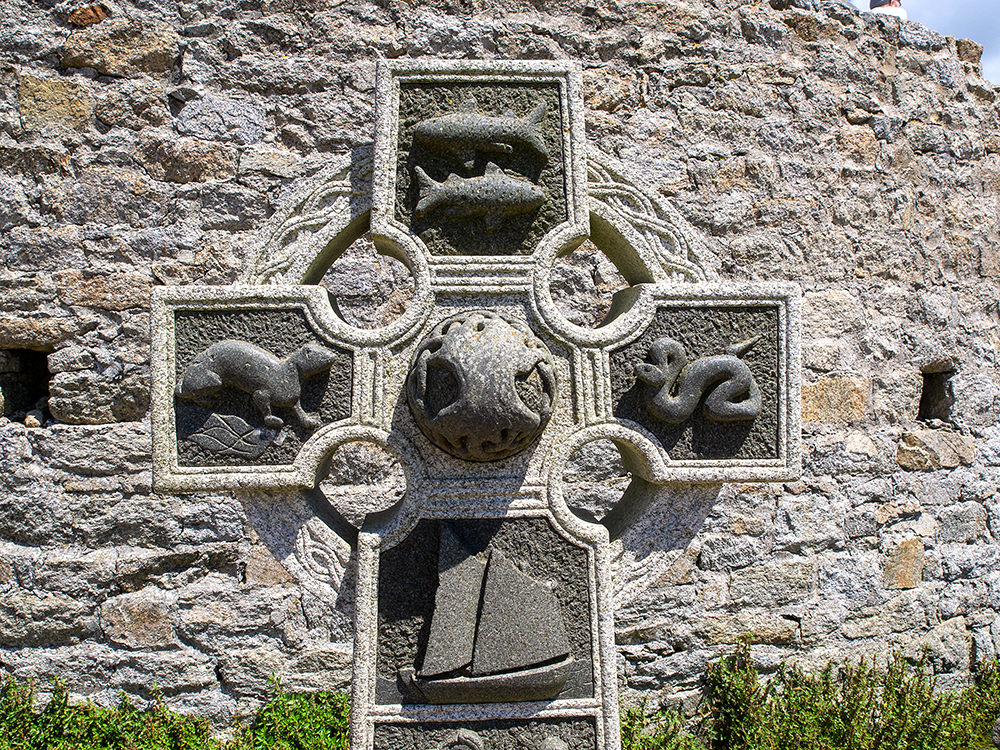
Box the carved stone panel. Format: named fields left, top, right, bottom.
left=610, top=305, right=780, bottom=461
left=374, top=718, right=596, bottom=750
left=395, top=82, right=565, bottom=256
left=375, top=518, right=592, bottom=706
left=174, top=309, right=353, bottom=467
left=372, top=60, right=588, bottom=262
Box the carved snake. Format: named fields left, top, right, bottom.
left=634, top=336, right=762, bottom=424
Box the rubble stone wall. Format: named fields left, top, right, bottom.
left=2, top=0, right=999, bottom=726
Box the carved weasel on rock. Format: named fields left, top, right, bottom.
left=176, top=339, right=339, bottom=430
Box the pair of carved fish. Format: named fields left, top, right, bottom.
left=411, top=96, right=547, bottom=224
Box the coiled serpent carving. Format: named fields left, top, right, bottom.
left=634, top=336, right=762, bottom=424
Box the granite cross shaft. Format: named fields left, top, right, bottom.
left=151, top=60, right=801, bottom=750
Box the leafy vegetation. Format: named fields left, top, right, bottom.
left=1, top=643, right=996, bottom=750
left=622, top=637, right=1000, bottom=750
left=0, top=678, right=349, bottom=750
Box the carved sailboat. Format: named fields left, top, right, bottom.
left=399, top=525, right=573, bottom=704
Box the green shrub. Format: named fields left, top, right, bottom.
left=230, top=680, right=349, bottom=750
left=621, top=703, right=703, bottom=750
left=0, top=678, right=348, bottom=750
left=1, top=647, right=996, bottom=750
left=0, top=678, right=221, bottom=750
left=700, top=636, right=1000, bottom=750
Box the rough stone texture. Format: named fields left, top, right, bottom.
left=883, top=538, right=924, bottom=590
left=801, top=376, right=869, bottom=423
left=17, top=73, right=94, bottom=133
left=2, top=0, right=1000, bottom=730
left=61, top=20, right=179, bottom=77
left=897, top=428, right=977, bottom=471
left=176, top=96, right=266, bottom=146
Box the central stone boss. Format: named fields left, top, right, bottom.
left=406, top=310, right=558, bottom=462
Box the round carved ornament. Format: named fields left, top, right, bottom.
left=406, top=311, right=557, bottom=462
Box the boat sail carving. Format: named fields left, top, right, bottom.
left=399, top=524, right=573, bottom=704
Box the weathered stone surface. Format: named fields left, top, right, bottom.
left=100, top=590, right=178, bottom=649
left=801, top=376, right=868, bottom=423
left=138, top=138, right=237, bottom=183
left=176, top=95, right=266, bottom=145
left=729, top=559, right=815, bottom=606
left=906, top=616, right=970, bottom=678
left=0, top=176, right=42, bottom=232
left=62, top=20, right=179, bottom=77
left=897, top=429, right=976, bottom=471
left=95, top=85, right=169, bottom=129
left=843, top=592, right=929, bottom=640
left=25, top=422, right=151, bottom=475
left=53, top=271, right=152, bottom=310
left=175, top=578, right=306, bottom=651
left=883, top=538, right=924, bottom=590
left=68, top=3, right=111, bottom=27
left=48, top=366, right=150, bottom=425
left=937, top=501, right=989, bottom=544
left=695, top=612, right=798, bottom=646
left=41, top=167, right=169, bottom=227
left=0, top=314, right=76, bottom=349
left=0, top=592, right=98, bottom=647
left=17, top=74, right=93, bottom=132
left=698, top=535, right=760, bottom=570
left=802, top=290, right=865, bottom=340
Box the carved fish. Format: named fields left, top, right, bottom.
left=413, top=95, right=548, bottom=167
left=634, top=336, right=762, bottom=424
left=414, top=163, right=546, bottom=224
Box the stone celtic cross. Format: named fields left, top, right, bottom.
left=151, top=60, right=801, bottom=750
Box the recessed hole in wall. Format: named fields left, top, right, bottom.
left=561, top=439, right=631, bottom=523
left=319, top=442, right=407, bottom=529
left=320, top=232, right=415, bottom=329
left=917, top=368, right=955, bottom=423
left=550, top=239, right=629, bottom=329
left=0, top=349, right=51, bottom=424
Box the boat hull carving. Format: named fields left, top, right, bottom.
left=399, top=657, right=573, bottom=704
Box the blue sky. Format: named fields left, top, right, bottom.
left=851, top=1, right=1000, bottom=83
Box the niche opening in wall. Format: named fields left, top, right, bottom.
left=0, top=349, right=51, bottom=422
left=917, top=365, right=956, bottom=424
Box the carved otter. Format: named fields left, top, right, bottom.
left=176, top=339, right=340, bottom=429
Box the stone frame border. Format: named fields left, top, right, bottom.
left=371, top=59, right=589, bottom=263
left=350, top=503, right=620, bottom=750
left=150, top=285, right=431, bottom=492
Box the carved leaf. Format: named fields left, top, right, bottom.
left=187, top=413, right=273, bottom=459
